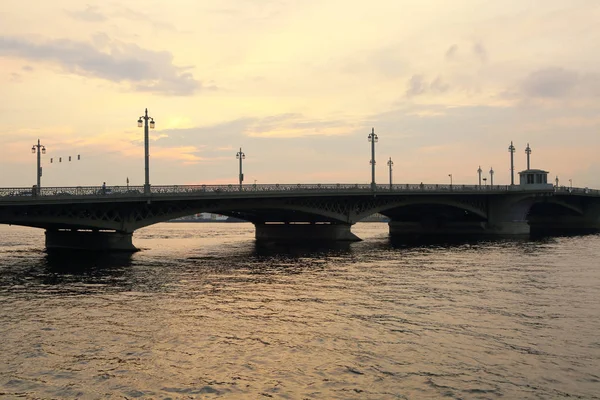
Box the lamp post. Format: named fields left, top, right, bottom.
left=236, top=148, right=245, bottom=191
left=387, top=157, right=393, bottom=190
left=137, top=108, right=155, bottom=194
left=448, top=173, right=453, bottom=187
left=368, top=128, right=378, bottom=190
left=525, top=143, right=532, bottom=170
left=569, top=179, right=572, bottom=189
left=126, top=177, right=129, bottom=191
left=508, top=141, right=516, bottom=185
left=490, top=167, right=494, bottom=186
left=477, top=165, right=482, bottom=187
left=31, top=139, right=46, bottom=195
left=555, top=176, right=559, bottom=188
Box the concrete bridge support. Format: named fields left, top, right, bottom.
left=253, top=222, right=360, bottom=242
left=45, top=230, right=137, bottom=251
left=484, top=196, right=533, bottom=235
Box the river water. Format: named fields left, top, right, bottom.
left=0, top=223, right=599, bottom=399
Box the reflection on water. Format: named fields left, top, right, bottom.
left=45, top=250, right=134, bottom=272
left=253, top=240, right=352, bottom=258
left=0, top=223, right=599, bottom=399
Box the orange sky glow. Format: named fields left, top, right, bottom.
left=1, top=0, right=599, bottom=188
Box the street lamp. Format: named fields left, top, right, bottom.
left=525, top=143, right=532, bottom=170
left=490, top=167, right=494, bottom=186
left=569, top=179, right=573, bottom=189
left=368, top=128, right=378, bottom=190
left=236, top=148, right=245, bottom=191
left=31, top=139, right=46, bottom=195
left=137, top=108, right=155, bottom=194
left=448, top=173, right=453, bottom=187
left=508, top=141, right=516, bottom=185
left=477, top=165, right=482, bottom=187
left=387, top=157, right=393, bottom=190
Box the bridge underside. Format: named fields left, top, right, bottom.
left=380, top=198, right=599, bottom=238
left=527, top=202, right=600, bottom=236
left=381, top=204, right=500, bottom=237
left=0, top=193, right=598, bottom=250
left=211, top=208, right=360, bottom=242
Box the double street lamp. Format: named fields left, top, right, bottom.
left=31, top=139, right=46, bottom=194
left=368, top=128, right=378, bottom=190
left=236, top=148, right=245, bottom=191
left=137, top=108, right=155, bottom=194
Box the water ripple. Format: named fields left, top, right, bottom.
left=0, top=224, right=599, bottom=398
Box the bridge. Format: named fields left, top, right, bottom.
left=1, top=181, right=599, bottom=250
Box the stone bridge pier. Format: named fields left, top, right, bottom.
left=45, top=230, right=136, bottom=251
left=253, top=222, right=359, bottom=241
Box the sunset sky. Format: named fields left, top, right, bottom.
left=1, top=0, right=599, bottom=188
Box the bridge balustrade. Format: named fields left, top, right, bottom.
left=2, top=182, right=598, bottom=202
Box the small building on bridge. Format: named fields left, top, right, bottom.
left=518, top=168, right=552, bottom=189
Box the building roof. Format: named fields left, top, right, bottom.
left=518, top=169, right=549, bottom=174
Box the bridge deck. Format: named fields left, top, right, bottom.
left=0, top=183, right=597, bottom=203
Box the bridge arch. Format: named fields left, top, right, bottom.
left=354, top=197, right=488, bottom=222
left=128, top=197, right=353, bottom=230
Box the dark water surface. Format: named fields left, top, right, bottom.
left=0, top=223, right=599, bottom=399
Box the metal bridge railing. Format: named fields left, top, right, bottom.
left=0, top=183, right=597, bottom=201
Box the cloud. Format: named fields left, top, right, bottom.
left=406, top=75, right=428, bottom=97
left=65, top=4, right=180, bottom=32
left=110, top=5, right=179, bottom=32
left=405, top=75, right=449, bottom=97
left=520, top=67, right=580, bottom=98
left=245, top=113, right=357, bottom=138
left=65, top=5, right=107, bottom=22
left=445, top=44, right=458, bottom=60
left=9, top=72, right=21, bottom=82
left=0, top=35, right=211, bottom=95
left=472, top=42, right=487, bottom=63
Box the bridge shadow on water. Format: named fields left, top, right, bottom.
left=373, top=232, right=599, bottom=254
left=247, top=233, right=591, bottom=259
left=44, top=249, right=133, bottom=271
left=252, top=240, right=352, bottom=258
left=0, top=250, right=134, bottom=291
left=386, top=235, right=529, bottom=249
left=38, top=250, right=134, bottom=285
